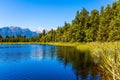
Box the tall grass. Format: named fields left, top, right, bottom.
left=89, top=42, right=120, bottom=80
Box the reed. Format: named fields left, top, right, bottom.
left=89, top=42, right=120, bottom=80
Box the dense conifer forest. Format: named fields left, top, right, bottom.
left=0, top=0, right=120, bottom=42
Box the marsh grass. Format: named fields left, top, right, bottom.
left=89, top=42, right=120, bottom=80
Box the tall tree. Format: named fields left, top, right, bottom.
left=97, top=5, right=111, bottom=41
left=40, top=29, right=46, bottom=42
left=0, top=34, right=2, bottom=42
left=86, top=10, right=99, bottom=42
left=108, top=1, right=120, bottom=41
left=72, top=8, right=89, bottom=42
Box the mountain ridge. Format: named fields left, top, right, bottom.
left=0, top=26, right=38, bottom=38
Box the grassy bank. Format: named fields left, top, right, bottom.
left=40, top=42, right=90, bottom=50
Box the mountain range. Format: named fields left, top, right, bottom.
left=0, top=27, right=39, bottom=38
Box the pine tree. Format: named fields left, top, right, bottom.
left=72, top=8, right=89, bottom=42
left=86, top=10, right=99, bottom=42
left=108, top=1, right=120, bottom=41
left=0, top=34, right=2, bottom=42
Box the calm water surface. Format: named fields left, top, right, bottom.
left=0, top=44, right=100, bottom=80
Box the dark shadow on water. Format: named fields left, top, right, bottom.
left=56, top=46, right=100, bottom=80
left=0, top=44, right=101, bottom=80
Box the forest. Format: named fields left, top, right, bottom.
left=0, top=0, right=120, bottom=42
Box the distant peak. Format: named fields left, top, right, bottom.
left=9, top=26, right=20, bottom=29
left=10, top=26, right=14, bottom=28
left=0, top=26, right=38, bottom=38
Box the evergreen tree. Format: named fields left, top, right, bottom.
left=97, top=5, right=112, bottom=41
left=108, top=1, right=120, bottom=41
left=0, top=34, right=2, bottom=42
left=55, top=27, right=63, bottom=42
left=97, top=6, right=106, bottom=41
left=72, top=8, right=89, bottom=42
left=40, top=29, right=46, bottom=42
left=86, top=10, right=99, bottom=42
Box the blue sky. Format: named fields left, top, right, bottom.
left=0, top=0, right=116, bottom=31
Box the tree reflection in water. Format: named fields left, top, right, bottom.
left=56, top=46, right=100, bottom=80
left=0, top=45, right=101, bottom=80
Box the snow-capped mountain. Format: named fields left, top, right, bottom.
left=0, top=26, right=38, bottom=38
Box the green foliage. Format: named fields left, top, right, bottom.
left=0, top=0, right=119, bottom=42
left=38, top=0, right=120, bottom=43
left=86, top=9, right=99, bottom=42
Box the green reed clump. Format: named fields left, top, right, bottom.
left=89, top=42, right=120, bottom=80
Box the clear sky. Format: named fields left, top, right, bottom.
left=0, top=0, right=116, bottom=31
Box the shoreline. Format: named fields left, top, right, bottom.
left=0, top=41, right=119, bottom=79
left=0, top=42, right=87, bottom=47
left=0, top=41, right=119, bottom=52
left=0, top=41, right=119, bottom=47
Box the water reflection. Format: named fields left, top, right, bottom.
left=56, top=46, right=100, bottom=80
left=0, top=45, right=56, bottom=62
left=0, top=44, right=100, bottom=80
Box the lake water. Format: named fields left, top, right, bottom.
left=0, top=44, right=101, bottom=80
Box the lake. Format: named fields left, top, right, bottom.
left=0, top=44, right=101, bottom=80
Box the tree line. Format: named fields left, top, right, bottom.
left=0, top=0, right=120, bottom=42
